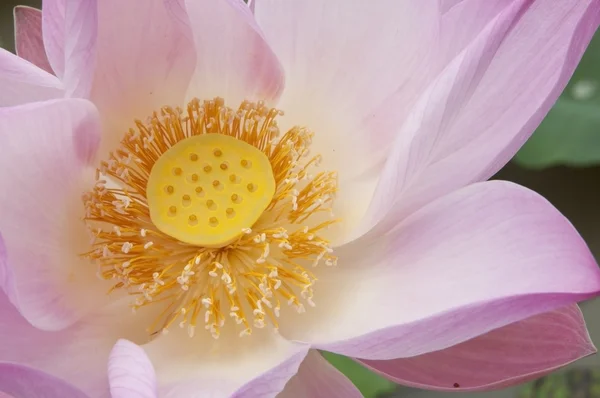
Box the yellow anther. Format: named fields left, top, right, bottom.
left=146, top=134, right=276, bottom=247
left=83, top=98, right=338, bottom=339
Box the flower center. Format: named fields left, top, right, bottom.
left=82, top=98, right=338, bottom=339
left=146, top=134, right=276, bottom=247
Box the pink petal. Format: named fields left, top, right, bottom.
left=231, top=349, right=310, bottom=398
left=360, top=1, right=516, bottom=168
left=0, top=236, right=10, bottom=302
left=253, top=1, right=439, bottom=236
left=13, top=6, right=54, bottom=75
left=278, top=181, right=600, bottom=359
left=360, top=0, right=600, bottom=238
left=252, top=0, right=520, bottom=189
left=0, top=362, right=88, bottom=398
left=42, top=0, right=66, bottom=78
left=278, top=350, right=362, bottom=398
left=42, top=0, right=97, bottom=97
left=0, top=291, right=106, bottom=395
left=255, top=0, right=439, bottom=167
left=360, top=305, right=596, bottom=391
left=109, top=340, right=157, bottom=398
left=0, top=98, right=107, bottom=330
left=253, top=0, right=438, bottom=171
left=0, top=292, right=152, bottom=397
left=141, top=327, right=309, bottom=397
left=89, top=0, right=195, bottom=157
left=0, top=48, right=63, bottom=106
left=183, top=0, right=284, bottom=105
left=436, top=1, right=513, bottom=63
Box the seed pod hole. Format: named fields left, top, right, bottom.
left=206, top=199, right=217, bottom=211
left=229, top=174, right=240, bottom=184
left=240, top=159, right=252, bottom=169
left=226, top=208, right=236, bottom=219
left=213, top=180, right=224, bottom=191
left=231, top=194, right=242, bottom=204
left=188, top=173, right=199, bottom=183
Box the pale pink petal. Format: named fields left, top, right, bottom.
left=0, top=362, right=88, bottom=398
left=360, top=0, right=600, bottom=238
left=90, top=0, right=195, bottom=157
left=360, top=1, right=516, bottom=165
left=0, top=48, right=63, bottom=106
left=278, top=350, right=362, bottom=398
left=42, top=0, right=97, bottom=98
left=109, top=340, right=157, bottom=398
left=254, top=0, right=438, bottom=170
left=163, top=0, right=192, bottom=38
left=183, top=0, right=284, bottom=105
left=0, top=292, right=153, bottom=397
left=0, top=98, right=108, bottom=330
left=253, top=1, right=439, bottom=236
left=0, top=236, right=10, bottom=302
left=253, top=0, right=519, bottom=193
left=279, top=181, right=600, bottom=359
left=231, top=349, right=310, bottom=398
left=61, top=0, right=97, bottom=98
left=13, top=6, right=54, bottom=75
left=437, top=1, right=511, bottom=63
left=360, top=305, right=596, bottom=391
left=42, top=0, right=65, bottom=78
left=142, top=327, right=309, bottom=397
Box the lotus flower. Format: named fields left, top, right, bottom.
left=1, top=1, right=600, bottom=397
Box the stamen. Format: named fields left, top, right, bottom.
left=82, top=98, right=338, bottom=339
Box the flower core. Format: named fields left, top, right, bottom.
left=83, top=98, right=338, bottom=338
left=146, top=133, right=276, bottom=247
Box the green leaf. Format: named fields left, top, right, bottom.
left=513, top=31, right=600, bottom=169
left=513, top=97, right=600, bottom=168
left=517, top=368, right=600, bottom=398
left=321, top=352, right=397, bottom=398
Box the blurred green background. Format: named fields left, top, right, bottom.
left=3, top=1, right=600, bottom=397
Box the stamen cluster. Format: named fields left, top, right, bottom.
left=82, top=98, right=338, bottom=338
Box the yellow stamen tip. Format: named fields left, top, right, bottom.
left=84, top=98, right=339, bottom=338
left=146, top=134, right=276, bottom=247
